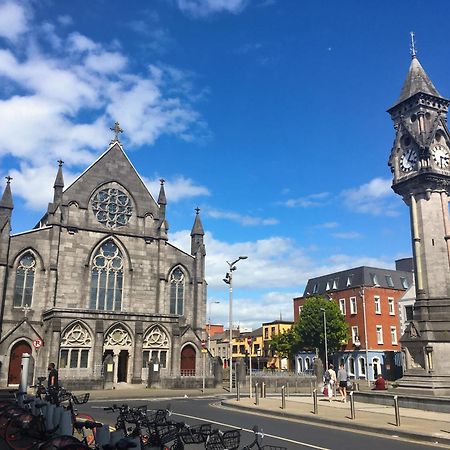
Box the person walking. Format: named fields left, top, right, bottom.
left=323, top=364, right=336, bottom=402
left=337, top=363, right=348, bottom=402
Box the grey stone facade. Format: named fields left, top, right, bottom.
left=388, top=50, right=450, bottom=394
left=0, top=140, right=207, bottom=388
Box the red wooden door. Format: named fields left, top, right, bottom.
left=8, top=341, right=32, bottom=385
left=180, top=345, right=196, bottom=376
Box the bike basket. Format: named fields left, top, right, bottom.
left=221, top=430, right=241, bottom=450
left=72, top=393, right=90, bottom=404
left=158, top=423, right=180, bottom=445
left=180, top=424, right=211, bottom=444
left=58, top=392, right=72, bottom=403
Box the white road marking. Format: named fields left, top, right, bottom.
left=171, top=411, right=330, bottom=450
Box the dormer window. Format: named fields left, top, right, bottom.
left=326, top=281, right=331, bottom=291
left=332, top=278, right=339, bottom=290
left=400, top=277, right=409, bottom=289
left=385, top=275, right=394, bottom=287
left=312, top=283, right=318, bottom=294
left=370, top=273, right=380, bottom=286
left=346, top=275, right=353, bottom=287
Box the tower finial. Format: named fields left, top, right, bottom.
left=160, top=178, right=165, bottom=185
left=110, top=121, right=123, bottom=143
left=410, top=31, right=417, bottom=59
left=195, top=207, right=200, bottom=215
left=57, top=159, right=64, bottom=167
left=5, top=176, right=12, bottom=184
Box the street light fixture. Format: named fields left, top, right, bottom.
left=320, top=307, right=328, bottom=369
left=223, top=256, right=248, bottom=393
left=207, top=300, right=220, bottom=352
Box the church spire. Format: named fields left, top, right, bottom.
left=53, top=160, right=64, bottom=204
left=158, top=178, right=167, bottom=222
left=190, top=207, right=204, bottom=255
left=391, top=34, right=442, bottom=109
left=0, top=176, right=13, bottom=212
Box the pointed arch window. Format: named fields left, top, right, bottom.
left=90, top=241, right=123, bottom=311
left=60, top=322, right=92, bottom=369
left=13, top=253, right=36, bottom=308
left=143, top=325, right=170, bottom=369
left=170, top=267, right=185, bottom=315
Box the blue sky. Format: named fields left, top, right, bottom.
left=0, top=0, right=448, bottom=329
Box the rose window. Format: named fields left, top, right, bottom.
left=92, top=188, right=132, bottom=228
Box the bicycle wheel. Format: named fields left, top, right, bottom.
left=72, top=413, right=96, bottom=446
left=0, top=406, right=26, bottom=439
left=39, top=435, right=90, bottom=450
left=5, top=413, right=42, bottom=450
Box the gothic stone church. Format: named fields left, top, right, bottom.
left=0, top=137, right=207, bottom=388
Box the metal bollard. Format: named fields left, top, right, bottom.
left=236, top=381, right=240, bottom=402
left=281, top=385, right=286, bottom=409
left=313, top=388, right=318, bottom=414
left=19, top=353, right=31, bottom=394
left=394, top=395, right=400, bottom=426
left=349, top=391, right=355, bottom=419
left=255, top=382, right=259, bottom=405
left=286, top=382, right=290, bottom=397
left=260, top=381, right=265, bottom=398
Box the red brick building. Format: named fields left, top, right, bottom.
left=293, top=260, right=414, bottom=380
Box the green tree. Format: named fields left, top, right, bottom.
left=269, top=327, right=300, bottom=361
left=295, top=296, right=349, bottom=364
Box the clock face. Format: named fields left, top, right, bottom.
left=400, top=148, right=417, bottom=172
left=432, top=144, right=450, bottom=169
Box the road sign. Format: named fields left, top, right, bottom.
left=32, top=339, right=43, bottom=349
left=201, top=339, right=206, bottom=349
left=247, top=337, right=252, bottom=346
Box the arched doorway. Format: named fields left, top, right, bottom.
left=8, top=341, right=32, bottom=385
left=180, top=345, right=196, bottom=376
left=372, top=357, right=382, bottom=379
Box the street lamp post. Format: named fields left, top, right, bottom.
left=247, top=336, right=253, bottom=398
left=320, top=308, right=328, bottom=370
left=359, top=288, right=371, bottom=387
left=223, top=256, right=248, bottom=393
left=207, top=300, right=220, bottom=352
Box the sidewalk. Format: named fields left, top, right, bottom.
left=222, top=393, right=450, bottom=447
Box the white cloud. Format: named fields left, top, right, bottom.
left=315, top=222, right=339, bottom=229
left=0, top=9, right=208, bottom=208
left=341, top=177, right=399, bottom=216
left=0, top=2, right=28, bottom=41
left=144, top=175, right=211, bottom=203
left=282, top=192, right=329, bottom=208
left=206, top=207, right=278, bottom=226
left=176, top=0, right=249, bottom=17
left=3, top=164, right=77, bottom=211
left=332, top=231, right=362, bottom=239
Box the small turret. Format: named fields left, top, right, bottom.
left=53, top=159, right=65, bottom=204
left=190, top=207, right=205, bottom=255
left=158, top=178, right=167, bottom=219
left=0, top=176, right=13, bottom=219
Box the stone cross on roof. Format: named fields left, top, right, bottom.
left=5, top=176, right=12, bottom=183
left=110, top=121, right=123, bottom=143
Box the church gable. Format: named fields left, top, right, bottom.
left=63, top=143, right=160, bottom=219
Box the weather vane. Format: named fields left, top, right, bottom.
left=110, top=121, right=123, bottom=143
left=410, top=31, right=417, bottom=59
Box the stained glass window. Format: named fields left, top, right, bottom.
left=90, top=241, right=123, bottom=311
left=13, top=253, right=36, bottom=308
left=91, top=188, right=132, bottom=228
left=170, top=268, right=185, bottom=315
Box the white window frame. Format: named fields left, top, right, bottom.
left=298, top=305, right=303, bottom=316
left=374, top=296, right=381, bottom=314
left=376, top=325, right=383, bottom=344
left=348, top=357, right=355, bottom=376
left=351, top=326, right=359, bottom=344
left=358, top=357, right=366, bottom=377
left=339, top=298, right=346, bottom=315
left=350, top=296, right=357, bottom=314
left=388, top=297, right=395, bottom=315
left=391, top=326, right=398, bottom=345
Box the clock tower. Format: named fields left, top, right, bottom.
left=388, top=35, right=450, bottom=394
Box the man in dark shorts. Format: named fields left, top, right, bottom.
left=337, top=363, right=348, bottom=403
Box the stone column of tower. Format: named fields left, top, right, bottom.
left=388, top=45, right=450, bottom=394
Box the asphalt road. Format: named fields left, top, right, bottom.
left=75, top=395, right=444, bottom=450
